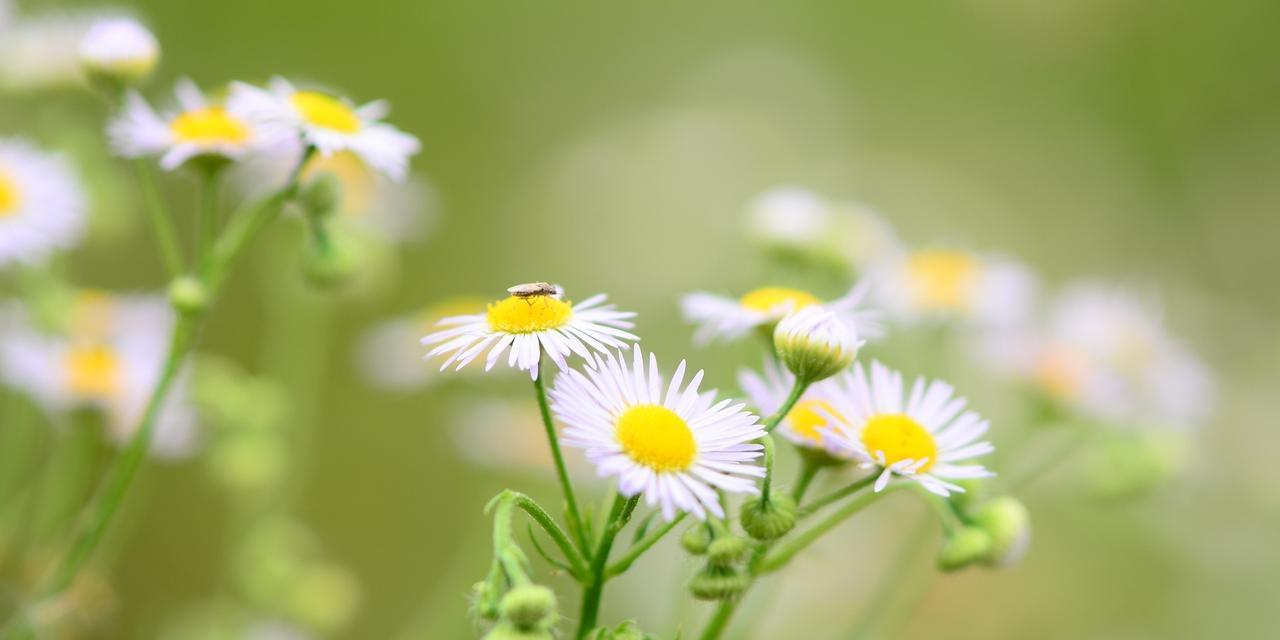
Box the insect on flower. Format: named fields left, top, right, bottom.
left=507, top=281, right=559, bottom=299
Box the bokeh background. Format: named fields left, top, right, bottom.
left=4, top=0, right=1280, bottom=637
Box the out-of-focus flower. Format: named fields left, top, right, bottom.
left=681, top=281, right=881, bottom=347
left=825, top=361, right=995, bottom=496
left=421, top=285, right=637, bottom=380
left=449, top=397, right=591, bottom=479
left=229, top=77, right=420, bottom=180
left=746, top=186, right=900, bottom=271
left=551, top=345, right=765, bottom=520
left=0, top=291, right=199, bottom=459
left=109, top=79, right=274, bottom=170
left=774, top=305, right=862, bottom=384
left=871, top=248, right=1037, bottom=328
left=78, top=16, right=158, bottom=83
left=738, top=358, right=849, bottom=462
left=357, top=298, right=488, bottom=390
left=0, top=12, right=93, bottom=91
left=0, top=138, right=87, bottom=268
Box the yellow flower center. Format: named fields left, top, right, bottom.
left=65, top=345, right=122, bottom=398
left=786, top=398, right=841, bottom=445
left=0, top=168, right=20, bottom=217
left=616, top=404, right=697, bottom=472
left=169, top=107, right=252, bottom=145
left=291, top=91, right=362, bottom=133
left=861, top=414, right=938, bottom=472
left=1036, top=347, right=1086, bottom=400
left=739, top=287, right=821, bottom=313
left=906, top=250, right=980, bottom=311
left=486, top=296, right=573, bottom=334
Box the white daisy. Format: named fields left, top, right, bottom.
left=747, top=186, right=901, bottom=271
left=681, top=281, right=882, bottom=346
left=550, top=345, right=766, bottom=520
left=823, top=361, right=995, bottom=496
left=108, top=78, right=272, bottom=170
left=77, top=16, right=158, bottom=81
left=449, top=397, right=593, bottom=479
left=0, top=292, right=199, bottom=460
left=421, top=285, right=638, bottom=380
left=356, top=298, right=487, bottom=390
left=0, top=11, right=93, bottom=91
left=228, top=77, right=420, bottom=180
left=0, top=138, right=86, bottom=268
left=738, top=358, right=850, bottom=457
left=870, top=248, right=1036, bottom=328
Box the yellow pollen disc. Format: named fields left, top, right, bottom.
left=65, top=345, right=122, bottom=398
left=1036, top=347, right=1086, bottom=400
left=861, top=414, right=938, bottom=472
left=786, top=399, right=841, bottom=445
left=739, top=287, right=821, bottom=313
left=169, top=107, right=251, bottom=145
left=906, top=250, right=980, bottom=311
left=486, top=296, right=573, bottom=334
left=0, top=168, right=20, bottom=217
left=303, top=151, right=374, bottom=216
left=616, top=404, right=697, bottom=472
left=291, top=91, right=362, bottom=133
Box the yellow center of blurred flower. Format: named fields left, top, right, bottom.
left=739, top=287, right=821, bottom=313
left=291, top=91, right=361, bottom=133
left=169, top=107, right=251, bottom=145
left=72, top=291, right=116, bottom=341
left=906, top=250, right=980, bottom=311
left=861, top=414, right=937, bottom=472
left=1036, top=347, right=1086, bottom=400
left=65, top=344, right=122, bottom=398
left=616, top=404, right=696, bottom=472
left=786, top=398, right=841, bottom=445
left=0, top=168, right=20, bottom=217
left=303, top=151, right=374, bottom=216
left=486, top=296, right=572, bottom=334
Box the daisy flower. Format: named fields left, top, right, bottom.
left=0, top=292, right=199, bottom=459
left=421, top=285, right=637, bottom=380
left=871, top=248, right=1036, bottom=328
left=550, top=345, right=766, bottom=520
left=0, top=11, right=93, bottom=91
left=747, top=186, right=900, bottom=271
left=109, top=78, right=271, bottom=170
left=356, top=298, right=487, bottom=390
left=228, top=77, right=420, bottom=180
left=78, top=16, right=158, bottom=81
left=0, top=138, right=86, bottom=268
left=681, top=281, right=882, bottom=346
left=738, top=358, right=849, bottom=458
left=823, top=361, right=995, bottom=496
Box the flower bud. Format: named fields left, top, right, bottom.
left=78, top=17, right=159, bottom=85
left=469, top=581, right=501, bottom=622
left=774, top=306, right=860, bottom=383
left=302, top=234, right=360, bottom=290
left=690, top=565, right=750, bottom=601
left=168, top=276, right=209, bottom=316
left=705, top=536, right=749, bottom=568
left=972, top=497, right=1031, bottom=568
left=680, top=525, right=712, bottom=555
left=1084, top=432, right=1187, bottom=501
left=299, top=172, right=343, bottom=221
left=739, top=493, right=797, bottom=541
left=587, top=621, right=652, bottom=640
left=935, top=527, right=992, bottom=573
left=499, top=585, right=558, bottom=631
left=483, top=623, right=554, bottom=640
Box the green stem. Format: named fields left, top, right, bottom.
left=133, top=159, right=183, bottom=277
left=763, top=379, right=809, bottom=435
left=487, top=490, right=588, bottom=580
left=790, top=460, right=820, bottom=502
left=605, top=513, right=685, bottom=578
left=699, top=601, right=738, bottom=640
left=195, top=165, right=223, bottom=266
left=531, top=358, right=589, bottom=555
left=757, top=484, right=901, bottom=574
left=758, top=436, right=776, bottom=501
left=576, top=494, right=638, bottom=639
left=798, top=475, right=876, bottom=518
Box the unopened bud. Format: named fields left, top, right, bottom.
left=690, top=565, right=750, bottom=601
left=774, top=306, right=860, bottom=383
left=483, top=622, right=554, bottom=640
left=299, top=172, right=342, bottom=221
left=469, top=581, right=501, bottom=622
left=499, top=585, right=558, bottom=631
left=936, top=527, right=992, bottom=573
left=302, top=234, right=359, bottom=290
left=680, top=525, right=712, bottom=555
left=168, top=276, right=209, bottom=316
left=586, top=620, right=651, bottom=640
left=972, top=497, right=1031, bottom=568
left=739, top=493, right=797, bottom=541
left=78, top=17, right=159, bottom=85
left=705, top=536, right=748, bottom=568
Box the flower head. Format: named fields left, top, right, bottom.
left=747, top=187, right=900, bottom=270
left=738, top=358, right=849, bottom=458
left=0, top=138, right=86, bottom=268
left=78, top=16, right=158, bottom=82
left=872, top=248, right=1036, bottom=328
left=358, top=298, right=487, bottom=390
left=774, top=306, right=862, bottom=384
left=681, top=281, right=881, bottom=347
left=824, top=361, right=995, bottom=496
left=420, top=285, right=637, bottom=380
left=0, top=12, right=94, bottom=91
left=551, top=345, right=766, bottom=520
left=229, top=77, right=420, bottom=180
left=110, top=79, right=271, bottom=170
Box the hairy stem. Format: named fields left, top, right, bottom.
left=133, top=159, right=184, bottom=277
left=576, top=494, right=638, bottom=639
left=531, top=359, right=589, bottom=554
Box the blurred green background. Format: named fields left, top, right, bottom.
left=6, top=0, right=1280, bottom=637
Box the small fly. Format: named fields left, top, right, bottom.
left=507, top=282, right=559, bottom=299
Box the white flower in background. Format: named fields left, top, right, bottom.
left=0, top=139, right=86, bottom=268
left=824, top=361, right=995, bottom=496
left=421, top=284, right=637, bottom=380
left=109, top=79, right=270, bottom=170
left=0, top=12, right=93, bottom=91
left=551, top=345, right=766, bottom=520
left=0, top=292, right=199, bottom=459
left=356, top=298, right=487, bottom=390
left=78, top=16, right=158, bottom=82
left=871, top=248, right=1036, bottom=328
left=747, top=186, right=900, bottom=271
left=738, top=358, right=849, bottom=457
left=229, top=77, right=420, bottom=180
left=681, top=281, right=882, bottom=347
left=449, top=398, right=592, bottom=479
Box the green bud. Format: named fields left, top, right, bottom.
left=680, top=525, right=712, bottom=555
left=690, top=565, right=750, bottom=601
left=936, top=527, right=992, bottom=573
left=586, top=620, right=652, bottom=640
left=469, top=581, right=501, bottom=622
left=705, top=536, right=749, bottom=568
left=774, top=307, right=859, bottom=384
left=483, top=622, right=554, bottom=640
left=168, top=276, right=210, bottom=316
left=1085, top=432, right=1187, bottom=501
left=739, top=493, right=797, bottom=541
left=299, top=172, right=343, bottom=221
left=499, top=585, right=558, bottom=631
left=972, top=497, right=1031, bottom=568
left=302, top=234, right=360, bottom=290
